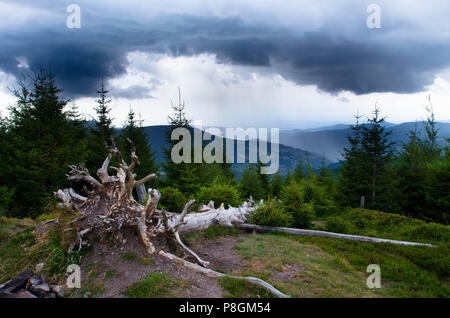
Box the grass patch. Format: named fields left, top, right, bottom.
left=0, top=213, right=86, bottom=284
left=320, top=208, right=449, bottom=245
left=139, top=256, right=153, bottom=265
left=105, top=269, right=121, bottom=279
left=124, top=272, right=186, bottom=298
left=0, top=217, right=20, bottom=242
left=233, top=232, right=375, bottom=297
left=218, top=276, right=272, bottom=298
left=121, top=252, right=138, bottom=262
left=290, top=235, right=449, bottom=297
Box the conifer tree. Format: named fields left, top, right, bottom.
left=360, top=106, right=395, bottom=210
left=118, top=108, right=157, bottom=179
left=270, top=172, right=283, bottom=198
left=1, top=67, right=87, bottom=216
left=395, top=122, right=427, bottom=217
left=240, top=164, right=265, bottom=200
left=87, top=80, right=115, bottom=172
left=425, top=138, right=450, bottom=224
left=161, top=88, right=200, bottom=194
left=336, top=111, right=366, bottom=207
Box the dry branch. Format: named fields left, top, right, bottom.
left=239, top=224, right=436, bottom=247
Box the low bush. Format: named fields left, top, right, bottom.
left=324, top=208, right=450, bottom=245
left=248, top=200, right=293, bottom=227
left=157, top=187, right=187, bottom=212
left=195, top=182, right=242, bottom=209
left=279, top=182, right=315, bottom=228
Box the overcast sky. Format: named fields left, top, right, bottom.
left=1, top=0, right=450, bottom=129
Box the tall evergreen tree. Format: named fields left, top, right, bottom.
left=336, top=111, right=367, bottom=207
left=256, top=160, right=270, bottom=196
left=118, top=108, right=157, bottom=179
left=1, top=67, right=87, bottom=217
left=395, top=122, right=427, bottom=217
left=360, top=106, right=395, bottom=210
left=422, top=96, right=441, bottom=162
left=317, top=156, right=334, bottom=191
left=270, top=172, right=283, bottom=198
left=425, top=138, right=450, bottom=224
left=87, top=80, right=115, bottom=172
left=161, top=88, right=200, bottom=194
left=240, top=164, right=265, bottom=200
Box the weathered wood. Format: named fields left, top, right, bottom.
left=159, top=251, right=290, bottom=298
left=135, top=184, right=147, bottom=204
left=360, top=196, right=365, bottom=209
left=239, top=224, right=435, bottom=247
left=55, top=138, right=287, bottom=297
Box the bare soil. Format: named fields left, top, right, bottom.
left=77, top=229, right=245, bottom=298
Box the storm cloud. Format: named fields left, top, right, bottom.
left=1, top=0, right=450, bottom=97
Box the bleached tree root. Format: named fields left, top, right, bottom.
left=159, top=251, right=290, bottom=298
left=54, top=137, right=262, bottom=297
left=239, top=224, right=436, bottom=247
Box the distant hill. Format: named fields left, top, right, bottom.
left=279, top=122, right=450, bottom=162
left=136, top=125, right=325, bottom=176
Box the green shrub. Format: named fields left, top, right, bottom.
left=280, top=182, right=315, bottom=228
left=325, top=216, right=350, bottom=233
left=157, top=187, right=187, bottom=212
left=323, top=208, right=450, bottom=245
left=0, top=186, right=15, bottom=217
left=248, top=200, right=293, bottom=227
left=196, top=182, right=242, bottom=208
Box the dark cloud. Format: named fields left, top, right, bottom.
left=1, top=4, right=450, bottom=97
left=109, top=85, right=154, bottom=99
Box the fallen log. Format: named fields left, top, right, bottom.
left=239, top=224, right=435, bottom=247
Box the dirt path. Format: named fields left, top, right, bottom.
left=78, top=230, right=244, bottom=298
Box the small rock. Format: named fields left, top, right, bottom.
left=53, top=285, right=66, bottom=298
left=29, top=283, right=51, bottom=298
left=29, top=275, right=44, bottom=286
left=122, top=239, right=127, bottom=244
left=16, top=289, right=37, bottom=298
left=83, top=292, right=91, bottom=298
left=44, top=292, right=57, bottom=298
left=35, top=262, right=45, bottom=273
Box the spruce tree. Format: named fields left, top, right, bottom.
left=87, top=80, right=115, bottom=172
left=423, top=96, right=441, bottom=162
left=118, top=108, right=157, bottom=179
left=1, top=67, right=87, bottom=217
left=425, top=138, right=450, bottom=224
left=161, top=88, right=200, bottom=194
left=360, top=106, right=395, bottom=210
left=270, top=172, right=283, bottom=198
left=395, top=122, right=427, bottom=218
left=240, top=164, right=265, bottom=200
left=317, top=156, right=334, bottom=191
left=336, top=111, right=367, bottom=207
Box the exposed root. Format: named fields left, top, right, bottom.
left=174, top=232, right=210, bottom=267
left=159, top=250, right=290, bottom=298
